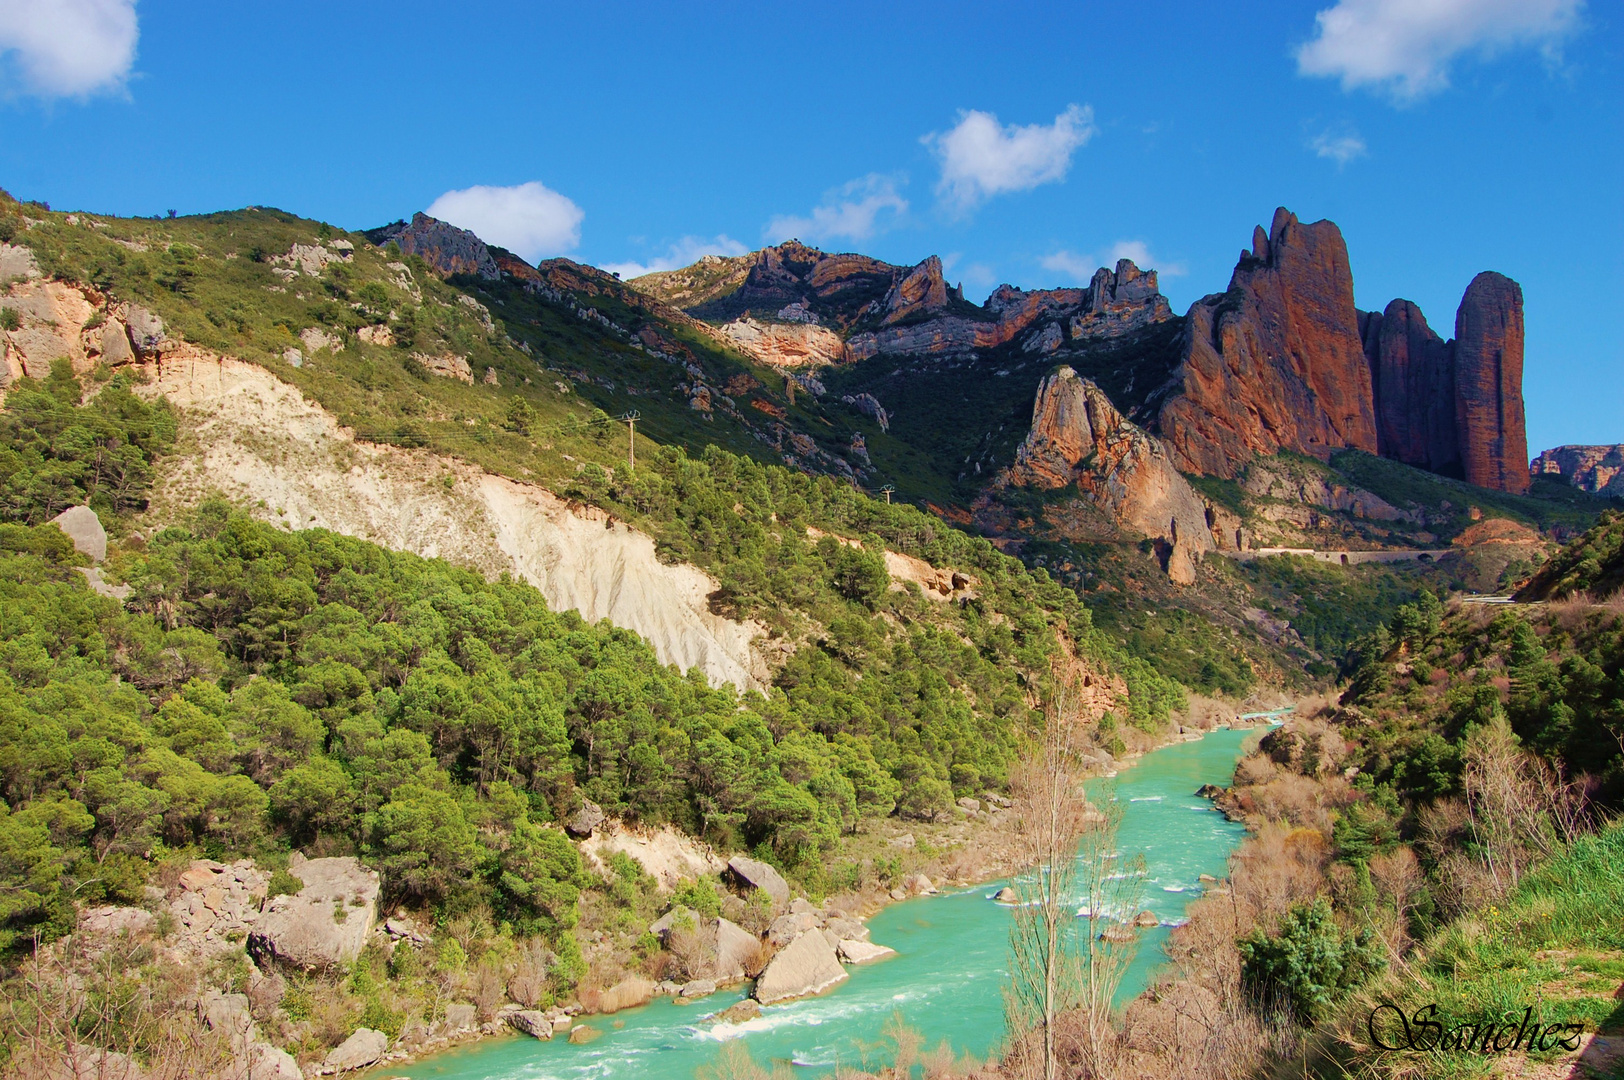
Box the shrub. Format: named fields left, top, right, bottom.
left=1238, top=897, right=1382, bottom=1022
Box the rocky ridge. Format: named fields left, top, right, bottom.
left=1004, top=366, right=1226, bottom=584
left=1532, top=444, right=1624, bottom=496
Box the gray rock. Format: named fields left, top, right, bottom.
left=727, top=856, right=789, bottom=908
left=766, top=911, right=819, bottom=947
left=753, top=930, right=848, bottom=1005
left=248, top=854, right=379, bottom=972
left=323, top=1027, right=387, bottom=1071
left=506, top=1010, right=552, bottom=1039
left=199, top=990, right=254, bottom=1046
left=788, top=897, right=816, bottom=916
left=1134, top=910, right=1160, bottom=928
left=889, top=888, right=906, bottom=901
left=713, top=917, right=758, bottom=982
left=124, top=306, right=165, bottom=354
left=444, top=1002, right=476, bottom=1032
left=823, top=916, right=868, bottom=943
left=566, top=800, right=605, bottom=838
left=50, top=506, right=106, bottom=562
left=649, top=905, right=696, bottom=941
left=993, top=887, right=1017, bottom=903
left=244, top=1041, right=303, bottom=1080
left=0, top=243, right=41, bottom=283
left=100, top=320, right=134, bottom=366
left=679, top=979, right=717, bottom=998
left=902, top=873, right=935, bottom=895
left=837, top=939, right=897, bottom=964
left=707, top=999, right=762, bottom=1026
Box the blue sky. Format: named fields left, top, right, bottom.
left=2, top=0, right=1619, bottom=454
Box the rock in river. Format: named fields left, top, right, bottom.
left=753, top=930, right=848, bottom=1004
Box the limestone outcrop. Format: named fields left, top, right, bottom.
left=1007, top=368, right=1218, bottom=584
left=1452, top=272, right=1529, bottom=494
left=49, top=506, right=107, bottom=562
left=753, top=930, right=849, bottom=1004
left=323, top=1028, right=387, bottom=1071
left=370, top=213, right=499, bottom=281
left=1532, top=445, right=1624, bottom=495
left=247, top=853, right=378, bottom=972
left=718, top=317, right=847, bottom=368
left=1158, top=208, right=1377, bottom=477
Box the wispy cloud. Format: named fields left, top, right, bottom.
left=1310, top=129, right=1368, bottom=165
left=1296, top=0, right=1584, bottom=103
left=925, top=104, right=1096, bottom=214
left=764, top=174, right=908, bottom=245
left=0, top=0, right=137, bottom=99
left=425, top=181, right=584, bottom=262
left=602, top=234, right=749, bottom=279
left=1040, top=240, right=1185, bottom=283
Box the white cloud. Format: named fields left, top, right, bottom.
left=602, top=234, right=749, bottom=279
left=425, top=181, right=584, bottom=262
left=1311, top=129, right=1369, bottom=164
left=926, top=104, right=1096, bottom=213
left=1040, top=240, right=1185, bottom=283
left=1296, top=0, right=1583, bottom=102
left=764, top=174, right=908, bottom=245
left=0, top=0, right=137, bottom=99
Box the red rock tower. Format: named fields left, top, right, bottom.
left=1452, top=272, right=1530, bottom=494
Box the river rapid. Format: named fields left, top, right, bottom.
left=377, top=721, right=1278, bottom=1080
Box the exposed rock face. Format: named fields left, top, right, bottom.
left=138, top=354, right=770, bottom=691
left=50, top=506, right=107, bottom=562
left=718, top=317, right=847, bottom=368
left=880, top=256, right=951, bottom=323
left=1532, top=445, right=1624, bottom=495
left=565, top=799, right=605, bottom=838
left=0, top=242, right=42, bottom=282
left=580, top=822, right=724, bottom=890
left=373, top=213, right=500, bottom=280
left=1361, top=299, right=1458, bottom=475
left=1071, top=260, right=1173, bottom=340
left=1158, top=208, right=1377, bottom=477
left=753, top=930, right=849, bottom=1004
left=507, top=1011, right=553, bottom=1039
left=410, top=350, right=473, bottom=382
left=1007, top=368, right=1217, bottom=583
left=248, top=854, right=378, bottom=972
left=1453, top=272, right=1529, bottom=494
left=727, top=855, right=790, bottom=908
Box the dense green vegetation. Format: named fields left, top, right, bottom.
left=1518, top=508, right=1624, bottom=600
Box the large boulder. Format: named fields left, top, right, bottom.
left=752, top=930, right=848, bottom=1005
left=727, top=856, right=790, bottom=908
left=507, top=1011, right=552, bottom=1039
left=713, top=917, right=758, bottom=981
left=565, top=799, right=605, bottom=838
left=124, top=306, right=165, bottom=354
left=766, top=911, right=819, bottom=947
left=248, top=854, right=378, bottom=972
left=837, top=939, right=897, bottom=965
left=323, top=1028, right=387, bottom=1071
left=49, top=506, right=107, bottom=563
left=595, top=976, right=654, bottom=1013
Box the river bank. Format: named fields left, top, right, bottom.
left=364, top=718, right=1282, bottom=1080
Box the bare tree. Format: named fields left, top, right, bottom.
left=1005, top=668, right=1143, bottom=1080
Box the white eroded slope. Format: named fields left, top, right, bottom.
left=139, top=355, right=768, bottom=691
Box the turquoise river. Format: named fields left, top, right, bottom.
left=377, top=720, right=1280, bottom=1080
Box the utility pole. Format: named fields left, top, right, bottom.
left=618, top=410, right=640, bottom=469
left=880, top=485, right=895, bottom=504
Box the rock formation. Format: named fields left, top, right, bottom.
left=1070, top=259, right=1174, bottom=340
left=718, top=316, right=847, bottom=368
left=753, top=930, right=849, bottom=1004
left=727, top=855, right=790, bottom=908
left=1360, top=299, right=1458, bottom=475
left=1532, top=445, right=1624, bottom=495
left=1007, top=367, right=1219, bottom=584
left=248, top=854, right=379, bottom=972
left=371, top=212, right=499, bottom=280
left=1452, top=271, right=1530, bottom=494
left=1158, top=208, right=1377, bottom=477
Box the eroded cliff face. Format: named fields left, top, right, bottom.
left=1361, top=299, right=1459, bottom=476
left=1532, top=445, right=1624, bottom=496
left=369, top=212, right=500, bottom=280
left=1007, top=366, right=1217, bottom=584
left=1453, top=271, right=1530, bottom=494
left=136, top=354, right=773, bottom=691
left=716, top=316, right=847, bottom=368
left=1158, top=208, right=1377, bottom=478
